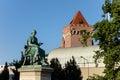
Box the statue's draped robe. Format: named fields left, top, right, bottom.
left=24, top=36, right=45, bottom=64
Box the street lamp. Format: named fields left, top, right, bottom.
left=80, top=56, right=89, bottom=78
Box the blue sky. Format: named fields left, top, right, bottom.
left=0, top=0, right=104, bottom=64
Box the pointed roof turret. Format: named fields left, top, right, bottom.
left=70, top=11, right=89, bottom=26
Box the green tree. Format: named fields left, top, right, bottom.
left=102, top=0, right=112, bottom=21
left=19, top=51, right=25, bottom=66
left=64, top=56, right=82, bottom=80
left=50, top=57, right=82, bottom=80
left=9, top=52, right=25, bottom=80
left=79, top=30, right=92, bottom=47
left=50, top=58, right=63, bottom=80
left=0, top=62, right=9, bottom=80
left=102, top=0, right=111, bottom=14
left=93, top=0, right=120, bottom=79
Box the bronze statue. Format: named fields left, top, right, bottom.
left=23, top=29, right=47, bottom=65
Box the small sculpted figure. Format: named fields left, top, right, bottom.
left=23, top=29, right=47, bottom=65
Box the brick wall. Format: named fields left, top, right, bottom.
left=62, top=24, right=93, bottom=48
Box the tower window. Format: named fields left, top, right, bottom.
left=77, top=31, right=80, bottom=35
left=73, top=30, right=76, bottom=34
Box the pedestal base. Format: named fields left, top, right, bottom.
left=18, top=66, right=53, bottom=80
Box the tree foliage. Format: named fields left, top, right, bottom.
left=0, top=62, right=9, bottom=80
left=8, top=52, right=25, bottom=80
left=64, top=56, right=82, bottom=80
left=50, top=58, right=63, bottom=80
left=102, top=0, right=111, bottom=14
left=79, top=30, right=92, bottom=47
left=50, top=57, right=82, bottom=80
left=0, top=53, right=24, bottom=80
left=93, top=0, right=120, bottom=79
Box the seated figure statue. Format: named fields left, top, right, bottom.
left=23, top=29, right=47, bottom=65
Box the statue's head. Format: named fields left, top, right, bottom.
left=31, top=29, right=37, bottom=36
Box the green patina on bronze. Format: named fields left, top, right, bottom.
left=22, top=29, right=48, bottom=66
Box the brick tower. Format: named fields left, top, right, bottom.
left=61, top=11, right=93, bottom=48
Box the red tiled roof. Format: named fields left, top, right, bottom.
left=70, top=11, right=89, bottom=26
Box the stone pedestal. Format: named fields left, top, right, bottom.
left=18, top=66, right=53, bottom=80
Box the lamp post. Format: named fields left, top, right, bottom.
left=80, top=56, right=89, bottom=78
